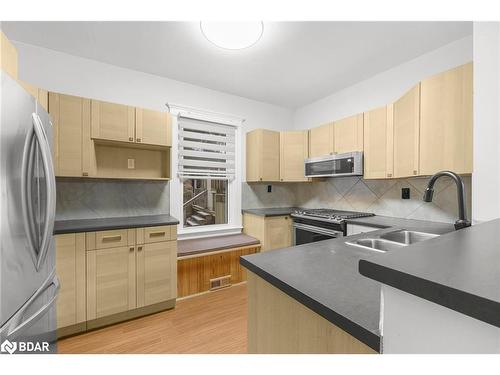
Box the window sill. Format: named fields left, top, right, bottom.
left=177, top=224, right=243, bottom=240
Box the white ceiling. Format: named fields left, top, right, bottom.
left=2, top=21, right=472, bottom=108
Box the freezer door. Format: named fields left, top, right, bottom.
left=0, top=270, right=59, bottom=353
left=0, top=73, right=55, bottom=328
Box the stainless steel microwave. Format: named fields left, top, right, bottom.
left=304, top=151, right=363, bottom=178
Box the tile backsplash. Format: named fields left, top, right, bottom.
left=242, top=175, right=472, bottom=224
left=56, top=178, right=170, bottom=220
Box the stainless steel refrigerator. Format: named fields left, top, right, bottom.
left=0, top=72, right=58, bottom=354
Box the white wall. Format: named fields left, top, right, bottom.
left=472, top=22, right=500, bottom=223
left=293, top=36, right=473, bottom=130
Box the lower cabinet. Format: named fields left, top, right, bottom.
left=86, top=245, right=137, bottom=320
left=55, top=225, right=177, bottom=337
left=243, top=213, right=293, bottom=252
left=136, top=241, right=177, bottom=307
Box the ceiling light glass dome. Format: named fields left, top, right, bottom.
left=200, top=21, right=264, bottom=50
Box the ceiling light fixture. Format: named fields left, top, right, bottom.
left=200, top=21, right=264, bottom=50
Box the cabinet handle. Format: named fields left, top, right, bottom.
left=137, top=246, right=143, bottom=251
left=102, top=235, right=122, bottom=242
left=129, top=247, right=134, bottom=252
left=149, top=231, right=166, bottom=237
left=387, top=173, right=392, bottom=178
left=82, top=172, right=88, bottom=177
left=280, top=178, right=283, bottom=181
left=259, top=177, right=262, bottom=181
left=136, top=138, right=142, bottom=142
left=413, top=170, right=418, bottom=175
left=129, top=137, right=134, bottom=141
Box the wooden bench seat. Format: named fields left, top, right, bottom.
left=177, top=234, right=261, bottom=298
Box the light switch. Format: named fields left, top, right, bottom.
left=127, top=158, right=135, bottom=169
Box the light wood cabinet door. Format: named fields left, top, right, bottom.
left=49, top=93, right=92, bottom=177
left=91, top=99, right=135, bottom=143
left=246, top=129, right=280, bottom=182
left=334, top=114, right=364, bottom=154
left=1, top=31, right=18, bottom=79
left=280, top=131, right=309, bottom=182
left=393, top=84, right=420, bottom=178
left=309, top=123, right=334, bottom=158
left=264, top=216, right=293, bottom=251
left=55, top=234, right=86, bottom=329
left=136, top=240, right=177, bottom=307
left=419, top=63, right=473, bottom=175
left=136, top=108, right=171, bottom=147
left=363, top=105, right=393, bottom=179
left=86, top=245, right=136, bottom=320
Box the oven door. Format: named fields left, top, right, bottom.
left=293, top=223, right=344, bottom=246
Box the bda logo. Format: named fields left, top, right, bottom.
left=1, top=340, right=17, bottom=354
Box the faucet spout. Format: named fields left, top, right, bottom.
left=422, top=171, right=471, bottom=230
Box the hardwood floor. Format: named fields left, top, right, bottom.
left=57, top=283, right=248, bottom=354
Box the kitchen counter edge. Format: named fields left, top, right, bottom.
left=54, top=214, right=179, bottom=235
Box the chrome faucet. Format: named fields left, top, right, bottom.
left=422, top=171, right=471, bottom=230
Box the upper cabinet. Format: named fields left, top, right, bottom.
left=91, top=99, right=172, bottom=149
left=334, top=114, right=364, bottom=154
left=50, top=93, right=172, bottom=180
left=246, top=129, right=280, bottom=182
left=419, top=63, right=473, bottom=175
left=393, top=84, right=420, bottom=178
left=1, top=31, right=18, bottom=79
left=280, top=131, right=309, bottom=182
left=91, top=100, right=136, bottom=143
left=49, top=92, right=93, bottom=177
left=136, top=108, right=172, bottom=147
left=309, top=122, right=334, bottom=158
left=363, top=105, right=393, bottom=179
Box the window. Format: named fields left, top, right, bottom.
left=182, top=178, right=228, bottom=227
left=174, top=113, right=240, bottom=234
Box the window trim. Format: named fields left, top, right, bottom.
left=168, top=103, right=244, bottom=240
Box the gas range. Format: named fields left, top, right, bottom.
left=291, top=209, right=375, bottom=245
left=291, top=208, right=375, bottom=224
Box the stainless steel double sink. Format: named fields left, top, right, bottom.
left=345, top=230, right=439, bottom=253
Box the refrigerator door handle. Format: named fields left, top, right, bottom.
left=21, top=124, right=39, bottom=264
left=31, top=113, right=56, bottom=271
left=0, top=271, right=60, bottom=341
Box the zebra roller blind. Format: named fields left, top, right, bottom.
left=178, top=116, right=236, bottom=180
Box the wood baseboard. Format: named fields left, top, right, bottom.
left=86, top=299, right=176, bottom=331
left=58, top=299, right=176, bottom=339
left=57, top=322, right=87, bottom=340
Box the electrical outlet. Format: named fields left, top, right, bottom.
left=127, top=158, right=135, bottom=169
left=267, top=185, right=272, bottom=193
left=402, top=187, right=410, bottom=199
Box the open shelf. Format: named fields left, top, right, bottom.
left=94, top=143, right=170, bottom=180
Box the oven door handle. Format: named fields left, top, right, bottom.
left=293, top=223, right=344, bottom=237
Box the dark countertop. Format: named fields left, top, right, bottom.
left=54, top=214, right=179, bottom=234
left=240, top=218, right=455, bottom=352
left=359, top=218, right=500, bottom=329
left=241, top=207, right=299, bottom=217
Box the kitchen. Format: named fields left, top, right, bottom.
left=1, top=14, right=500, bottom=366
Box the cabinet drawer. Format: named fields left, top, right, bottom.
left=144, top=226, right=173, bottom=243
left=95, top=229, right=129, bottom=249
